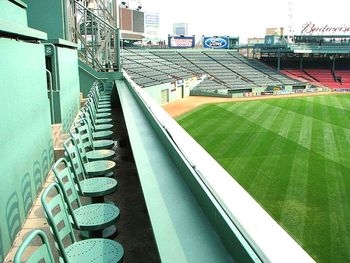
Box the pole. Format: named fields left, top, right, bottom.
left=116, top=28, right=121, bottom=71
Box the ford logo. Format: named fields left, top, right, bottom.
left=204, top=37, right=227, bottom=48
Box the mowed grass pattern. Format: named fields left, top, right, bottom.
left=177, top=94, right=350, bottom=263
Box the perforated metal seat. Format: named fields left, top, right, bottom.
left=48, top=177, right=119, bottom=238
left=85, top=99, right=112, bottom=124
left=94, top=123, right=114, bottom=131
left=95, top=112, right=112, bottom=118
left=75, top=118, right=114, bottom=150
left=80, top=177, right=117, bottom=197
left=80, top=111, right=113, bottom=139
left=70, top=126, right=115, bottom=161
left=86, top=149, right=114, bottom=161
left=41, top=183, right=124, bottom=262
left=64, top=137, right=115, bottom=177
left=93, top=130, right=113, bottom=140
left=82, top=108, right=114, bottom=132
left=84, top=160, right=115, bottom=176
left=74, top=203, right=120, bottom=230
left=95, top=117, right=112, bottom=124
left=53, top=158, right=117, bottom=203
left=93, top=139, right=115, bottom=150
left=63, top=238, right=124, bottom=263
left=95, top=107, right=111, bottom=113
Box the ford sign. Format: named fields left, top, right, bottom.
left=203, top=37, right=228, bottom=49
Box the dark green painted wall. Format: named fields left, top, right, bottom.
left=0, top=38, right=54, bottom=261
left=24, top=0, right=67, bottom=40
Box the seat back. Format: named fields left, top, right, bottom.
left=84, top=99, right=103, bottom=129
left=69, top=128, right=89, bottom=164
left=80, top=109, right=96, bottom=131
left=52, top=158, right=82, bottom=213
left=88, top=88, right=102, bottom=109
left=75, top=118, right=96, bottom=150
left=63, top=137, right=88, bottom=187
left=14, top=229, right=55, bottom=263
left=41, top=183, right=76, bottom=262
left=85, top=98, right=98, bottom=120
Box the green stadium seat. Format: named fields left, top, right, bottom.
left=63, top=137, right=115, bottom=178
left=52, top=157, right=117, bottom=204
left=41, top=183, right=124, bottom=261
left=75, top=118, right=115, bottom=150
left=70, top=126, right=115, bottom=161
left=51, top=162, right=119, bottom=238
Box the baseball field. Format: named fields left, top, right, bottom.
left=176, top=94, right=350, bottom=263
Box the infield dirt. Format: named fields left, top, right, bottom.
left=162, top=92, right=338, bottom=118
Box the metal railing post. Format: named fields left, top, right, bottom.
left=91, top=13, right=95, bottom=68
left=46, top=69, right=56, bottom=124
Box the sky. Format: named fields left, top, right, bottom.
left=127, top=0, right=350, bottom=43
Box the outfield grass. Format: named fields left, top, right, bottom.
left=177, top=94, right=350, bottom=263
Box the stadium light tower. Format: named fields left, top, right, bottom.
left=288, top=2, right=294, bottom=43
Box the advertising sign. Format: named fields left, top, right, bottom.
left=176, top=79, right=184, bottom=86
left=264, top=35, right=281, bottom=45
left=144, top=13, right=160, bottom=42
left=203, top=37, right=229, bottom=49
left=168, top=36, right=195, bottom=48
left=301, top=22, right=350, bottom=35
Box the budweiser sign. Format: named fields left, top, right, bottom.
left=301, top=22, right=350, bottom=35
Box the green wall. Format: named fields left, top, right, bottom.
left=78, top=61, right=123, bottom=97
left=24, top=0, right=66, bottom=40
left=0, top=0, right=27, bottom=26
left=0, top=38, right=54, bottom=261
left=57, top=46, right=81, bottom=132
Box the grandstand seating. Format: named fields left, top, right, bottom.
left=122, top=49, right=302, bottom=92
left=281, top=70, right=317, bottom=83
left=281, top=67, right=350, bottom=89
left=122, top=49, right=195, bottom=87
